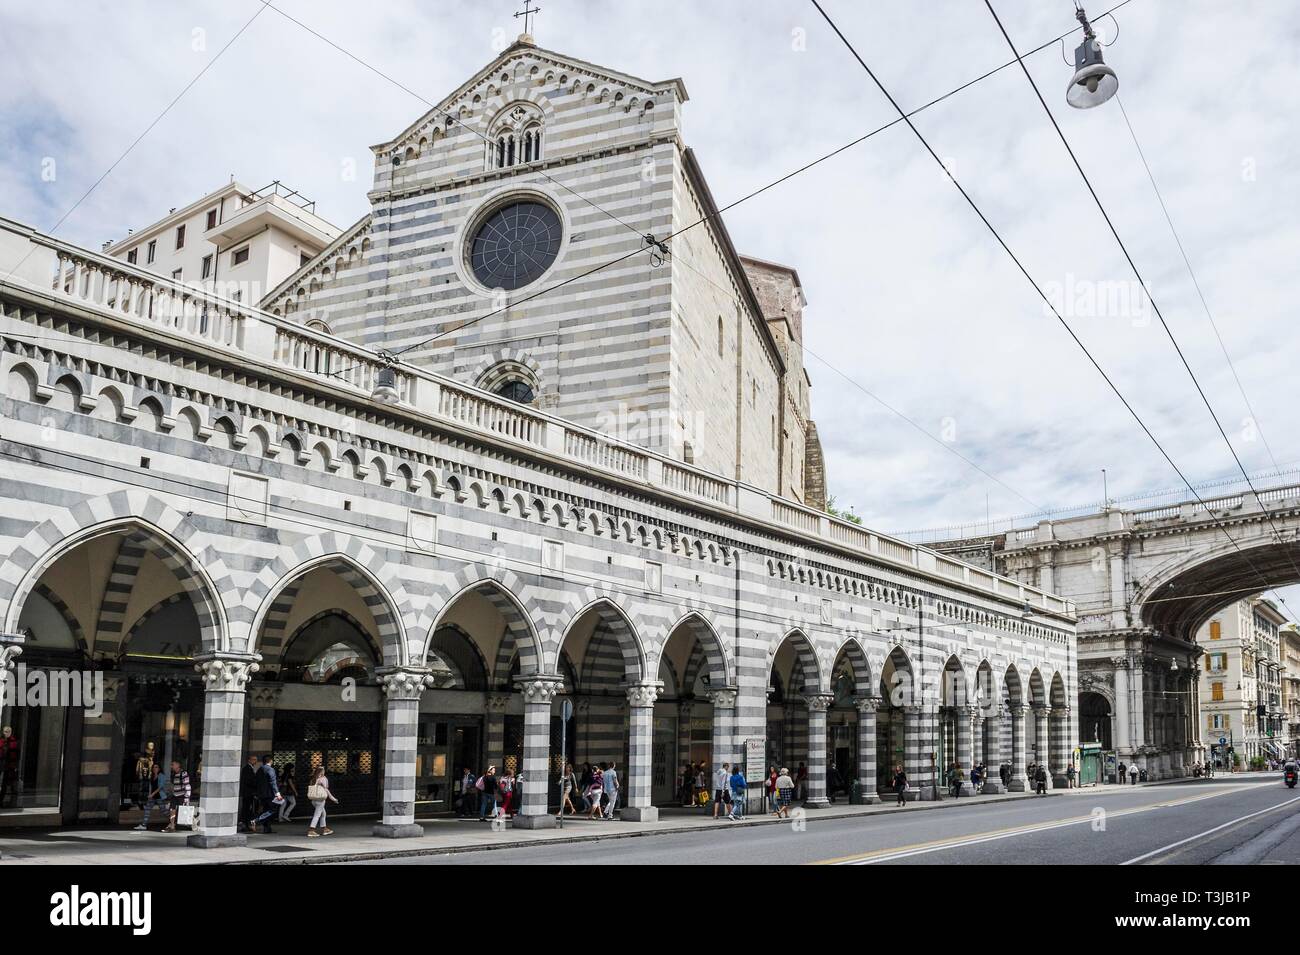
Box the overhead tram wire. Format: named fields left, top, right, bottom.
left=1115, top=94, right=1282, bottom=474
left=981, top=0, right=1300, bottom=614
left=0, top=1, right=273, bottom=286
left=808, top=0, right=1298, bottom=623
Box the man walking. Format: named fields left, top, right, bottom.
left=712, top=762, right=731, bottom=819
left=134, top=763, right=169, bottom=831
left=164, top=759, right=192, bottom=832
left=240, top=753, right=260, bottom=831
left=253, top=753, right=282, bottom=833
left=601, top=760, right=620, bottom=819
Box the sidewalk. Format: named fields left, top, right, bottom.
left=0, top=790, right=1055, bottom=865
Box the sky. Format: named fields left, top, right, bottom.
left=3, top=0, right=1298, bottom=615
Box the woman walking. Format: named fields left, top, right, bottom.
left=585, top=764, right=604, bottom=819
left=892, top=764, right=908, bottom=808
left=307, top=765, right=339, bottom=837
left=557, top=762, right=578, bottom=818
left=278, top=763, right=298, bottom=823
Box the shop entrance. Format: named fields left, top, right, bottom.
left=415, top=716, right=482, bottom=814
left=273, top=710, right=380, bottom=814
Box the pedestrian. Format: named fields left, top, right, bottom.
left=586, top=763, right=604, bottom=819
left=254, top=753, right=283, bottom=833
left=1066, top=762, right=1076, bottom=789
left=679, top=763, right=694, bottom=807
left=728, top=764, right=747, bottom=820
left=712, top=762, right=731, bottom=820
left=239, top=753, right=260, bottom=832
left=693, top=762, right=708, bottom=809
left=774, top=767, right=795, bottom=818
left=1000, top=762, right=1010, bottom=788
left=766, top=766, right=779, bottom=814
left=892, top=764, right=908, bottom=807
left=970, top=763, right=983, bottom=790
left=459, top=767, right=476, bottom=817
left=578, top=763, right=594, bottom=812
left=478, top=764, right=498, bottom=821
left=498, top=769, right=514, bottom=818
left=163, top=759, right=192, bottom=832
left=947, top=761, right=961, bottom=799
left=602, top=760, right=620, bottom=819
left=0, top=725, right=18, bottom=809
left=1128, top=762, right=1139, bottom=785
left=278, top=762, right=297, bottom=822
left=1117, top=761, right=1126, bottom=785
left=828, top=761, right=843, bottom=804
left=306, top=764, right=338, bottom=836
left=134, top=763, right=169, bottom=831
left=557, top=762, right=578, bottom=818
left=795, top=762, right=808, bottom=802
left=1034, top=763, right=1048, bottom=796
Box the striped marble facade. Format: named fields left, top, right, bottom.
left=1, top=164, right=1075, bottom=842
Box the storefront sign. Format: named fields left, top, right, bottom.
left=744, top=737, right=765, bottom=782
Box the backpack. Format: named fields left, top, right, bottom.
left=475, top=775, right=485, bottom=791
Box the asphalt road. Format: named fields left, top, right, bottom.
left=354, top=774, right=1300, bottom=865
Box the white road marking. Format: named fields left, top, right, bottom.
left=1120, top=793, right=1300, bottom=865
left=828, top=783, right=1274, bottom=865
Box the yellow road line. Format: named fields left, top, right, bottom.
left=814, top=783, right=1274, bottom=865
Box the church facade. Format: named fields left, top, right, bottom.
left=0, top=34, right=1076, bottom=844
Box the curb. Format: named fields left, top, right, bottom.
left=227, top=791, right=1060, bottom=865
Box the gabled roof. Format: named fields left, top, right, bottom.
left=370, top=36, right=689, bottom=154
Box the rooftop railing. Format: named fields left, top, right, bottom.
left=0, top=218, right=1075, bottom=621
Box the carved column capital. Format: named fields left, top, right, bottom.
left=194, top=653, right=260, bottom=692
left=486, top=692, right=511, bottom=714
left=625, top=681, right=663, bottom=708
left=1008, top=704, right=1026, bottom=719
left=514, top=676, right=564, bottom=704
left=376, top=667, right=436, bottom=700
left=803, top=693, right=835, bottom=713
left=853, top=695, right=883, bottom=714
left=0, top=634, right=23, bottom=673
left=705, top=686, right=738, bottom=709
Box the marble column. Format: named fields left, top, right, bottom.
left=957, top=705, right=977, bottom=795
left=1033, top=704, right=1051, bottom=786
left=904, top=704, right=937, bottom=800
left=1007, top=704, right=1028, bottom=792
left=802, top=694, right=834, bottom=808
left=853, top=695, right=880, bottom=803
left=622, top=682, right=662, bottom=821
left=0, top=637, right=22, bottom=733
left=246, top=684, right=282, bottom=760
left=373, top=667, right=435, bottom=837
left=706, top=687, right=738, bottom=769
left=982, top=706, right=1006, bottom=793
left=189, top=653, right=259, bottom=848
left=485, top=692, right=510, bottom=771
left=1051, top=706, right=1072, bottom=788
left=513, top=676, right=563, bottom=829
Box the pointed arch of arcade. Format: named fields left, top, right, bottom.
left=424, top=574, right=546, bottom=682
left=876, top=645, right=921, bottom=799
left=553, top=595, right=649, bottom=685
left=665, top=609, right=732, bottom=689
left=770, top=627, right=824, bottom=697
left=247, top=549, right=411, bottom=669
left=0, top=504, right=231, bottom=653
left=831, top=636, right=872, bottom=693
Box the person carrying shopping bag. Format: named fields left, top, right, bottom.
left=306, top=764, right=339, bottom=837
